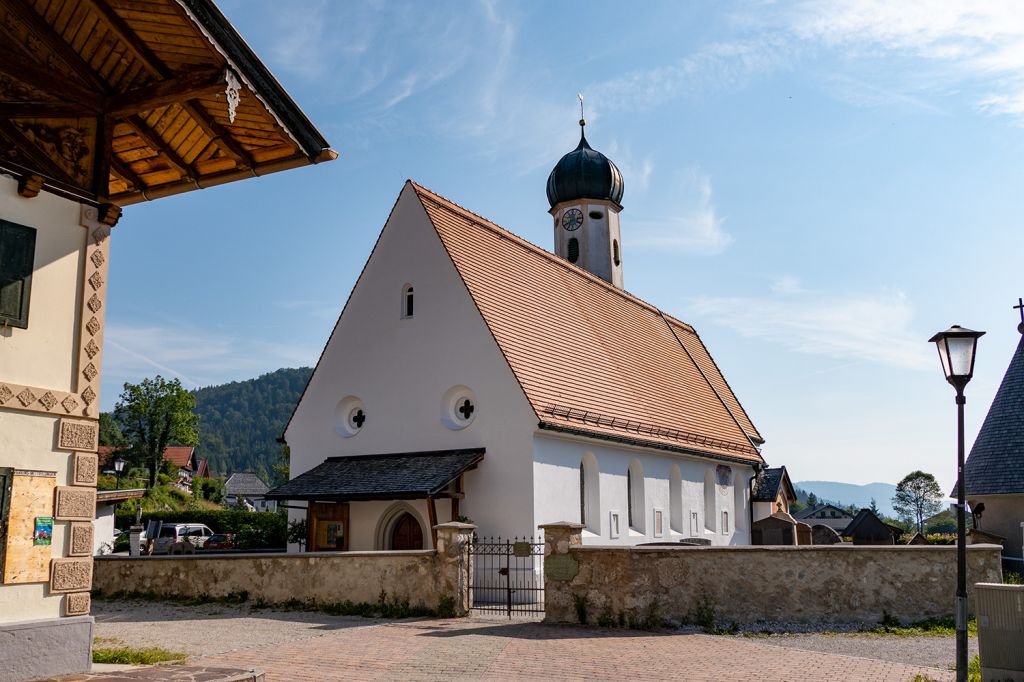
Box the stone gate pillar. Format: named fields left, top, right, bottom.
left=538, top=522, right=584, bottom=623
left=433, top=522, right=475, bottom=616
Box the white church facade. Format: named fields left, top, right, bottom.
left=270, top=123, right=768, bottom=550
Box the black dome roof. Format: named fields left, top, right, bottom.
left=546, top=128, right=624, bottom=209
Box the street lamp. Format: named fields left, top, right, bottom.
left=114, top=456, right=126, bottom=490
left=929, top=324, right=984, bottom=682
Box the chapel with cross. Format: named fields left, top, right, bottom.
left=957, top=297, right=1024, bottom=560
left=270, top=116, right=786, bottom=551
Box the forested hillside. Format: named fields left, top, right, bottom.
left=192, top=367, right=312, bottom=480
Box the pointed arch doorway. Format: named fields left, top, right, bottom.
left=390, top=512, right=424, bottom=550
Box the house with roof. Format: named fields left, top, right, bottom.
left=751, top=466, right=797, bottom=521
left=794, top=503, right=855, bottom=532
left=271, top=121, right=771, bottom=551
left=224, top=471, right=275, bottom=511
left=97, top=445, right=209, bottom=489
left=0, top=2, right=332, bottom=678
left=960, top=311, right=1024, bottom=560
left=843, top=508, right=904, bottom=545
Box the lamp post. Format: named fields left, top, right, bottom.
left=928, top=324, right=984, bottom=682
left=114, top=456, right=126, bottom=490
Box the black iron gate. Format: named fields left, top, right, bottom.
left=468, top=536, right=544, bottom=617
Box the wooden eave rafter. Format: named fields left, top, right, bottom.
left=0, top=0, right=333, bottom=205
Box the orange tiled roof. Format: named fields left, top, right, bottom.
left=411, top=182, right=764, bottom=465
left=163, top=445, right=196, bottom=469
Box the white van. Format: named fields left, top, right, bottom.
left=152, top=523, right=214, bottom=554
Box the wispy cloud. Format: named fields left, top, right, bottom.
left=585, top=39, right=786, bottom=115
left=785, top=0, right=1024, bottom=121
left=690, top=289, right=931, bottom=370
left=631, top=170, right=733, bottom=255
left=101, top=323, right=318, bottom=407
left=771, top=275, right=806, bottom=295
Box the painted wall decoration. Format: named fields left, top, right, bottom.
left=33, top=516, right=53, bottom=545
left=716, top=465, right=733, bottom=494
left=3, top=471, right=56, bottom=584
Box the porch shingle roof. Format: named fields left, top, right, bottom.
left=265, top=449, right=484, bottom=501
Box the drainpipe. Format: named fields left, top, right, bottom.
left=748, top=463, right=764, bottom=542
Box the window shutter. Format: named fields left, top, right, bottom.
left=0, top=220, right=36, bottom=328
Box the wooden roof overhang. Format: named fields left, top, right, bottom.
left=0, top=0, right=334, bottom=210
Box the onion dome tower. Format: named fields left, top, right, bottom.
left=546, top=109, right=625, bottom=288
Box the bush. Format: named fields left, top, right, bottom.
left=193, top=477, right=224, bottom=503
left=116, top=509, right=287, bottom=549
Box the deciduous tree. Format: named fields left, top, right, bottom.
left=114, top=376, right=198, bottom=488
left=892, top=471, right=944, bottom=535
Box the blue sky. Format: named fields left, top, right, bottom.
left=101, top=1, right=1024, bottom=495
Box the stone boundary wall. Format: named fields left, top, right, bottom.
left=540, top=523, right=1004, bottom=627
left=93, top=523, right=474, bottom=614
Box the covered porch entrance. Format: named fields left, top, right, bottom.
left=266, top=449, right=484, bottom=552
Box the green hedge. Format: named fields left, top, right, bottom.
left=115, top=510, right=286, bottom=549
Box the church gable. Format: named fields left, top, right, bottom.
left=411, top=183, right=763, bottom=465
left=284, top=183, right=537, bottom=467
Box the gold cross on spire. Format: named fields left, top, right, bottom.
left=578, top=93, right=585, bottom=128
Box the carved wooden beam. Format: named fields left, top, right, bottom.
left=124, top=115, right=193, bottom=179
left=0, top=0, right=110, bottom=94
left=83, top=0, right=253, bottom=168
left=110, top=157, right=143, bottom=191
left=0, top=120, right=82, bottom=189
left=17, top=174, right=43, bottom=198
left=93, top=115, right=113, bottom=198
left=0, top=102, right=96, bottom=118
left=104, top=68, right=226, bottom=118
left=0, top=41, right=105, bottom=110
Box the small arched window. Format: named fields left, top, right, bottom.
left=567, top=237, right=579, bottom=263
left=613, top=239, right=620, bottom=266
left=401, top=284, right=414, bottom=318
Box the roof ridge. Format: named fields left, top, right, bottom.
left=409, top=180, right=694, bottom=331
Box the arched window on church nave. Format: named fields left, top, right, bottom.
left=628, top=459, right=644, bottom=533
left=669, top=464, right=682, bottom=534
left=580, top=453, right=600, bottom=533
left=401, top=284, right=414, bottom=318
left=703, top=468, right=716, bottom=533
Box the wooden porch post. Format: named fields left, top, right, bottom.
left=427, top=495, right=438, bottom=547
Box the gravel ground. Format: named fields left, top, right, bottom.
left=94, top=599, right=971, bottom=672
left=738, top=631, right=978, bottom=671
left=93, top=598, right=393, bottom=657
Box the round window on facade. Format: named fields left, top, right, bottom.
left=334, top=396, right=366, bottom=437
left=441, top=385, right=477, bottom=430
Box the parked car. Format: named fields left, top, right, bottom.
left=202, top=533, right=235, bottom=551
left=152, top=523, right=214, bottom=554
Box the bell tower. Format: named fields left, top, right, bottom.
left=546, top=106, right=625, bottom=288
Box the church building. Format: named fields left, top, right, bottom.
left=961, top=306, right=1024, bottom=561
left=271, top=121, right=767, bottom=550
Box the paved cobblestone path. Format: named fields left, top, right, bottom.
left=195, top=618, right=954, bottom=681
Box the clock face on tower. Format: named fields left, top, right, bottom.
left=561, top=208, right=583, bottom=231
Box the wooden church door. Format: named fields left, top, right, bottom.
left=390, top=513, right=423, bottom=550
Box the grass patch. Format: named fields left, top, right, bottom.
left=92, top=645, right=186, bottom=665
left=868, top=615, right=977, bottom=637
